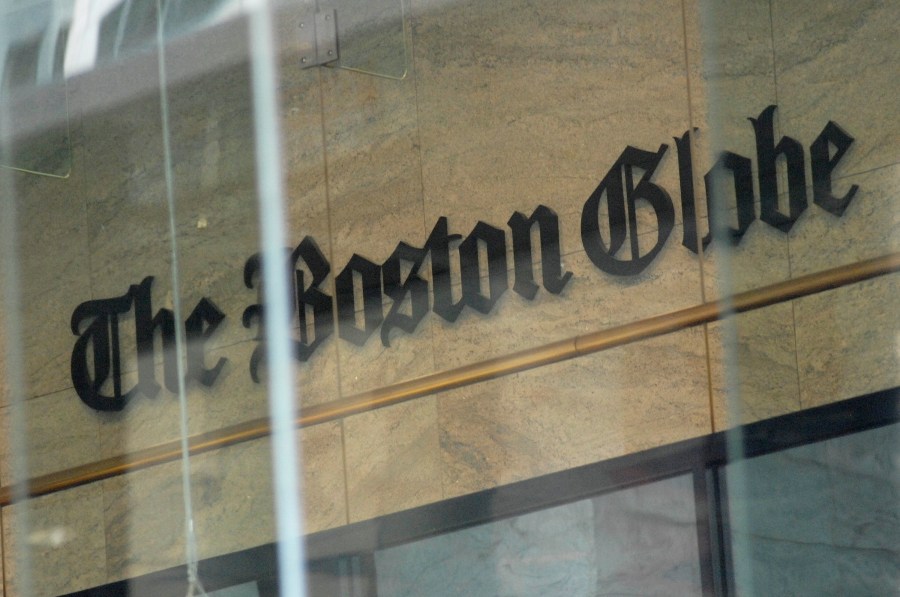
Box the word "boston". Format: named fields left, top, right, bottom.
left=71, top=105, right=857, bottom=408
left=243, top=105, right=857, bottom=379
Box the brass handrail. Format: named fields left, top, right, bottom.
left=1, top=252, right=898, bottom=505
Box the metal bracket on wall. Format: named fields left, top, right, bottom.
left=299, top=9, right=339, bottom=69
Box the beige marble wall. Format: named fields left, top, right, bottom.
left=775, top=0, right=899, bottom=413
left=688, top=0, right=899, bottom=426
left=0, top=0, right=897, bottom=594
left=2, top=485, right=106, bottom=597
left=439, top=329, right=710, bottom=498
left=2, top=160, right=92, bottom=404
left=101, top=428, right=346, bottom=584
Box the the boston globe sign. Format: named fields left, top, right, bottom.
left=70, top=105, right=859, bottom=411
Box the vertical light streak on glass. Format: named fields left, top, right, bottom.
left=0, top=103, right=34, bottom=597
left=706, top=110, right=756, bottom=597
left=155, top=2, right=206, bottom=594
left=714, top=243, right=753, bottom=595
left=245, top=1, right=308, bottom=595
left=696, top=2, right=754, bottom=592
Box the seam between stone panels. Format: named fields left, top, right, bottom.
left=1, top=254, right=897, bottom=505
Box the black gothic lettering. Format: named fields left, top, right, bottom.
left=674, top=130, right=704, bottom=254
left=70, top=290, right=136, bottom=411
left=811, top=121, right=859, bottom=216
left=425, top=217, right=465, bottom=322
left=242, top=253, right=266, bottom=382
left=750, top=105, right=808, bottom=232
left=459, top=222, right=508, bottom=313
left=703, top=151, right=756, bottom=246
left=73, top=104, right=863, bottom=394
left=132, top=277, right=176, bottom=396
left=335, top=254, right=383, bottom=346
left=381, top=242, right=429, bottom=347
left=291, top=238, right=334, bottom=360
left=507, top=205, right=572, bottom=299
left=581, top=144, right=674, bottom=276
left=185, top=298, right=226, bottom=386
left=71, top=276, right=226, bottom=411
left=243, top=240, right=335, bottom=381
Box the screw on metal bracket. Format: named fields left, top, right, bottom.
left=298, top=9, right=339, bottom=69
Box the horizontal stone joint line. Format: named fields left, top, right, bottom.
left=1, top=252, right=897, bottom=505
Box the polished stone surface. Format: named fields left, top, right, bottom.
left=772, top=0, right=900, bottom=176
left=686, top=0, right=899, bottom=425
left=789, top=164, right=898, bottom=410
left=2, top=484, right=106, bottom=597
left=593, top=474, right=702, bottom=596
left=317, top=65, right=436, bottom=396
left=0, top=307, right=7, bottom=410
left=700, top=214, right=792, bottom=298
left=412, top=0, right=691, bottom=236
left=103, top=426, right=346, bottom=583
left=92, top=339, right=317, bottom=459
left=439, top=328, right=710, bottom=498
left=375, top=472, right=702, bottom=596
left=708, top=303, right=801, bottom=428
left=95, top=342, right=255, bottom=459
left=6, top=155, right=92, bottom=400
left=726, top=423, right=900, bottom=596
left=0, top=388, right=101, bottom=485
left=80, top=68, right=262, bottom=355
left=319, top=67, right=425, bottom=268
left=789, top=163, right=900, bottom=277
left=343, top=397, right=442, bottom=522
left=102, top=459, right=187, bottom=581
left=299, top=422, right=349, bottom=533
left=279, top=63, right=333, bottom=253
left=429, top=222, right=704, bottom=371
left=794, top=275, right=899, bottom=408
left=375, top=498, right=598, bottom=597
left=826, top=424, right=900, bottom=554
left=687, top=0, right=777, bottom=170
